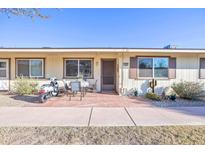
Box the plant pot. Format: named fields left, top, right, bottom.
left=169, top=95, right=176, bottom=101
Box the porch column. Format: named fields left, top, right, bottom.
left=118, top=53, right=123, bottom=96
left=10, top=57, right=15, bottom=80
left=95, top=53, right=101, bottom=92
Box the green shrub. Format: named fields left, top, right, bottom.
left=12, top=76, right=39, bottom=95
left=172, top=81, right=204, bottom=100
left=145, top=92, right=161, bottom=101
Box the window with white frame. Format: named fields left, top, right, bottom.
left=64, top=59, right=93, bottom=78
left=0, top=61, right=7, bottom=78
left=16, top=59, right=44, bottom=78
left=138, top=57, right=169, bottom=78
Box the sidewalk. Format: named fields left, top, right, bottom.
left=0, top=107, right=205, bottom=126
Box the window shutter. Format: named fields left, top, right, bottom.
left=200, top=58, right=205, bottom=79
left=169, top=57, right=176, bottom=79
left=129, top=57, right=138, bottom=79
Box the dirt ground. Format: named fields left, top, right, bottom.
left=0, top=126, right=205, bottom=144
left=0, top=92, right=39, bottom=107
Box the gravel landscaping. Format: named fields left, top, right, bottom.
left=150, top=98, right=205, bottom=107
left=0, top=126, right=205, bottom=144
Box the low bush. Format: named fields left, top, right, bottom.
left=145, top=92, right=161, bottom=101
left=172, top=81, right=204, bottom=100
left=12, top=76, right=39, bottom=95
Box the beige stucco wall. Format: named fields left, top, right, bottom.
left=0, top=52, right=120, bottom=93
left=120, top=52, right=205, bottom=95
left=1, top=51, right=205, bottom=95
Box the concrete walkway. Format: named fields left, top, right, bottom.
left=0, top=107, right=205, bottom=126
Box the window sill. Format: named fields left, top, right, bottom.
left=15, top=76, right=45, bottom=79
left=63, top=77, right=94, bottom=80
left=137, top=77, right=170, bottom=80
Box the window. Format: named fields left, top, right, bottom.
left=64, top=59, right=93, bottom=78
left=139, top=58, right=153, bottom=78
left=79, top=60, right=92, bottom=78
left=0, top=61, right=7, bottom=78
left=16, top=59, right=44, bottom=78
left=65, top=60, right=78, bottom=77
left=138, top=57, right=169, bottom=78
left=17, top=60, right=29, bottom=77
left=154, top=58, right=169, bottom=78
left=199, top=58, right=205, bottom=79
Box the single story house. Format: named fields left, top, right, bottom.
left=0, top=47, right=205, bottom=95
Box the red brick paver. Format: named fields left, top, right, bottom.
left=31, top=92, right=153, bottom=107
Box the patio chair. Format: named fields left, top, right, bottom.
left=58, top=80, right=67, bottom=94
left=63, top=80, right=70, bottom=96
left=86, top=80, right=97, bottom=93
left=68, top=81, right=83, bottom=101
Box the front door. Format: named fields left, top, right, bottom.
left=0, top=59, right=9, bottom=91
left=101, top=59, right=116, bottom=91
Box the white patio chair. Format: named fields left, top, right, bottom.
left=86, top=80, right=97, bottom=92
left=69, top=81, right=83, bottom=101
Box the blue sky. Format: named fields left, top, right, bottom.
left=0, top=8, right=205, bottom=48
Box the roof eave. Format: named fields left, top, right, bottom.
left=0, top=48, right=205, bottom=53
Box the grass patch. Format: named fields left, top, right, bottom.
left=0, top=126, right=205, bottom=145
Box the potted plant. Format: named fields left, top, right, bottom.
left=169, top=93, right=176, bottom=101
left=134, top=90, right=138, bottom=96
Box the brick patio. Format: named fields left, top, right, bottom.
left=32, top=92, right=153, bottom=107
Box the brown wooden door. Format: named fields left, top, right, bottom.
left=101, top=59, right=116, bottom=91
